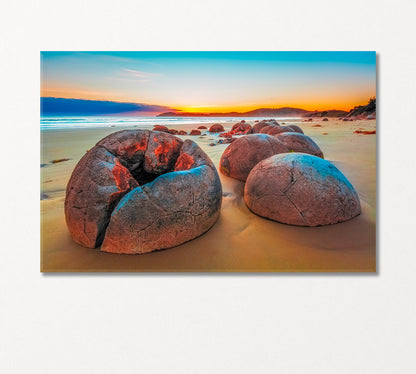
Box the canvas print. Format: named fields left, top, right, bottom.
left=40, top=51, right=376, bottom=272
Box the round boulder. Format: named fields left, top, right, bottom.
left=286, top=124, right=304, bottom=134
left=266, top=125, right=295, bottom=136
left=153, top=125, right=170, bottom=133
left=252, top=120, right=270, bottom=133
left=259, top=125, right=278, bottom=134
left=65, top=130, right=222, bottom=253
left=219, top=134, right=288, bottom=181
left=275, top=132, right=324, bottom=158
left=244, top=153, right=361, bottom=226
left=209, top=124, right=225, bottom=133
left=190, top=129, right=201, bottom=135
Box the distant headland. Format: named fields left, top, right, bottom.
left=157, top=99, right=376, bottom=118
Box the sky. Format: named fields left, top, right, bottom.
left=41, top=52, right=376, bottom=113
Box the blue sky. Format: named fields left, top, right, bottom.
left=41, top=51, right=376, bottom=112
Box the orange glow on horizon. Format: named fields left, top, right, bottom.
left=176, top=99, right=370, bottom=113
left=42, top=86, right=373, bottom=113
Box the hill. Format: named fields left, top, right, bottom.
left=305, top=109, right=349, bottom=118
left=346, top=97, right=376, bottom=118
left=157, top=107, right=311, bottom=117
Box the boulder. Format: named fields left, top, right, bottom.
left=230, top=122, right=252, bottom=135
left=322, top=118, right=329, bottom=121
left=219, top=134, right=288, bottom=181
left=65, top=130, right=222, bottom=253
left=101, top=140, right=222, bottom=254
left=252, top=120, right=270, bottom=133
left=286, top=124, right=304, bottom=134
left=153, top=125, right=170, bottom=133
left=244, top=153, right=361, bottom=226
left=178, top=130, right=188, bottom=135
left=65, top=146, right=139, bottom=248
left=198, top=125, right=208, bottom=129
left=209, top=124, right=225, bottom=133
left=263, top=125, right=295, bottom=136
left=275, top=132, right=324, bottom=158
left=190, top=129, right=202, bottom=135
left=259, top=125, right=278, bottom=134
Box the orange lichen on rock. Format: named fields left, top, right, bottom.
left=219, top=132, right=233, bottom=138
left=174, top=153, right=195, bottom=171
left=112, top=159, right=136, bottom=191
left=153, top=138, right=180, bottom=165
left=120, top=138, right=147, bottom=157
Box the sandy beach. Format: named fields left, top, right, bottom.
left=41, top=118, right=376, bottom=272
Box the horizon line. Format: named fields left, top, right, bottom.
left=40, top=96, right=374, bottom=115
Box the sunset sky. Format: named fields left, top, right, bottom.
left=41, top=52, right=376, bottom=113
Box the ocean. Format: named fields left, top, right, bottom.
left=40, top=116, right=303, bottom=130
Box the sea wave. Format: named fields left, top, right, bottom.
left=40, top=116, right=302, bottom=129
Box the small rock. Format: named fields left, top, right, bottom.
left=153, top=125, right=170, bottom=133
left=209, top=124, right=225, bottom=133
left=51, top=158, right=71, bottom=164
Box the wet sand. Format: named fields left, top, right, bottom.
left=41, top=119, right=376, bottom=272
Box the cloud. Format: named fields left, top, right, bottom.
left=123, top=68, right=161, bottom=79
left=41, top=97, right=174, bottom=116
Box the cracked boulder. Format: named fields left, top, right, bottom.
left=219, top=134, right=288, bottom=181
left=244, top=153, right=361, bottom=226
left=64, top=146, right=139, bottom=248
left=65, top=130, right=222, bottom=253
left=275, top=132, right=324, bottom=158
left=101, top=139, right=222, bottom=254
left=230, top=122, right=252, bottom=135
